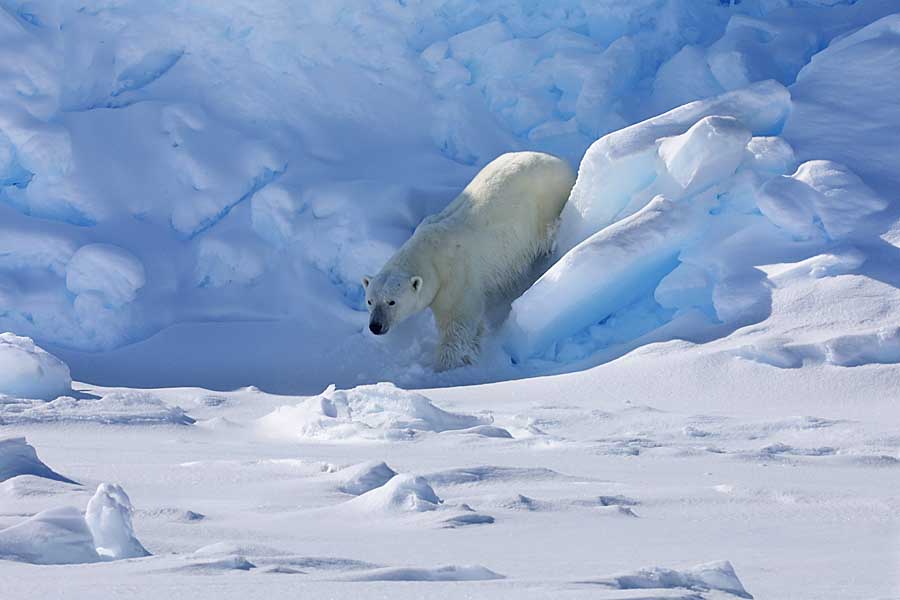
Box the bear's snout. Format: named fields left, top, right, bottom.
left=369, top=320, right=387, bottom=335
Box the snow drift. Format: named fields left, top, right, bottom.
left=584, top=560, right=752, bottom=598
left=257, top=382, right=487, bottom=441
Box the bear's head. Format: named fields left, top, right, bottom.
left=361, top=271, right=425, bottom=335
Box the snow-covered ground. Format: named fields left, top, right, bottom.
left=2, top=357, right=899, bottom=598
left=2, top=1, right=899, bottom=598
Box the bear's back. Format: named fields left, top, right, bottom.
left=436, top=151, right=574, bottom=231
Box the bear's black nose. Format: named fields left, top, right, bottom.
left=369, top=321, right=385, bottom=335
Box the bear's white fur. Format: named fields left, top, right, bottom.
left=363, top=151, right=575, bottom=371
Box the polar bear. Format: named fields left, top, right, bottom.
left=363, top=151, right=576, bottom=371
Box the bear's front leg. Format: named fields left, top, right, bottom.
left=433, top=294, right=485, bottom=371
left=435, top=319, right=482, bottom=371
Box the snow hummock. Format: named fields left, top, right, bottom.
left=336, top=461, right=398, bottom=496
left=257, top=383, right=487, bottom=441
left=0, top=333, right=71, bottom=400
left=0, top=506, right=101, bottom=565
left=583, top=560, right=752, bottom=599
left=343, top=474, right=443, bottom=513
left=0, top=436, right=77, bottom=484
left=1, top=391, right=194, bottom=425
left=0, top=481, right=148, bottom=565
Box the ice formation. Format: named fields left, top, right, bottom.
left=0, top=333, right=71, bottom=400
left=84, top=483, right=151, bottom=560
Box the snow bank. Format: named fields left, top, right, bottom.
left=0, top=391, right=194, bottom=425
left=0, top=333, right=71, bottom=400
left=0, top=436, right=77, bottom=484
left=585, top=560, right=752, bottom=598
left=257, top=383, right=486, bottom=441
left=85, top=483, right=151, bottom=560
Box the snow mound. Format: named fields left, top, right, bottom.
left=257, top=383, right=486, bottom=441
left=0, top=437, right=77, bottom=484
left=584, top=560, right=752, bottom=598
left=343, top=474, right=442, bottom=513
left=345, top=564, right=504, bottom=582
left=335, top=461, right=397, bottom=496
left=0, top=481, right=149, bottom=564
left=85, top=483, right=151, bottom=560
left=0, top=333, right=71, bottom=400
left=0, top=391, right=195, bottom=425
left=442, top=424, right=514, bottom=439
left=0, top=506, right=100, bottom=565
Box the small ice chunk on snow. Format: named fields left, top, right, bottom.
left=658, top=116, right=751, bottom=192
left=0, top=333, right=71, bottom=400
left=85, top=483, right=151, bottom=560
left=66, top=244, right=145, bottom=307
left=257, top=382, right=486, bottom=441
left=742, top=136, right=796, bottom=174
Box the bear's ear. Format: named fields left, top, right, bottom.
left=410, top=276, right=423, bottom=292
left=362, top=276, right=371, bottom=289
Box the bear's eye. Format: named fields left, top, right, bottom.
left=388, top=300, right=396, bottom=306
left=367, top=300, right=372, bottom=306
